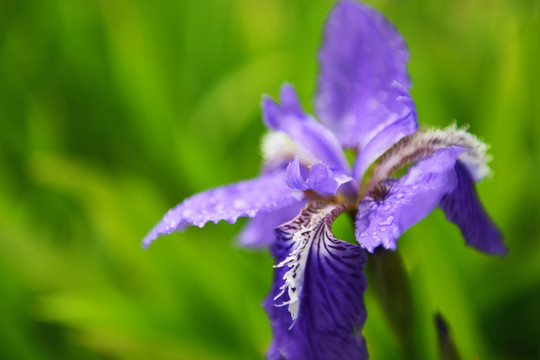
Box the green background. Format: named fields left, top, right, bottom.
left=1, top=0, right=539, bottom=359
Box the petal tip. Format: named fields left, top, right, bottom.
left=487, top=239, right=508, bottom=257
left=142, top=234, right=155, bottom=250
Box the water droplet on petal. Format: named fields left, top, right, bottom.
left=379, top=216, right=394, bottom=226
left=182, top=209, right=193, bottom=217
left=233, top=199, right=248, bottom=209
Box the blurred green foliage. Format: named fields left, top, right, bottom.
left=1, top=0, right=539, bottom=359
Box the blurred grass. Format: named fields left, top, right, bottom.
left=1, top=0, right=539, bottom=359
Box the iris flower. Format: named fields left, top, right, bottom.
left=143, top=1, right=506, bottom=358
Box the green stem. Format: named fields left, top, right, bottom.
left=366, top=248, right=417, bottom=359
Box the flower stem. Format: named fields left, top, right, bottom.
left=366, top=248, right=417, bottom=358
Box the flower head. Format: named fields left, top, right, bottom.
left=143, top=1, right=505, bottom=358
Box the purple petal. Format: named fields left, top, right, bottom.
left=265, top=203, right=368, bottom=360
left=236, top=201, right=305, bottom=248
left=285, top=158, right=354, bottom=195
left=316, top=0, right=417, bottom=149
left=285, top=158, right=310, bottom=191
left=356, top=147, right=465, bottom=252
left=143, top=171, right=303, bottom=248
left=263, top=83, right=306, bottom=128
left=440, top=162, right=507, bottom=255
left=263, top=84, right=349, bottom=171
left=353, top=109, right=418, bottom=182
left=306, top=162, right=355, bottom=195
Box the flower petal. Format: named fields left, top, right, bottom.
left=316, top=0, right=417, bottom=149
left=285, top=157, right=310, bottom=191
left=355, top=147, right=464, bottom=252
left=306, top=162, right=355, bottom=195
left=143, top=171, right=303, bottom=248
left=363, top=124, right=493, bottom=188
left=353, top=110, right=418, bottom=182
left=440, top=162, right=507, bottom=255
left=263, top=83, right=349, bottom=171
left=265, top=203, right=368, bottom=360
left=285, top=158, right=354, bottom=195
left=236, top=201, right=305, bottom=248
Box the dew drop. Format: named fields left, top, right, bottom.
left=379, top=216, right=394, bottom=226
left=233, top=199, right=248, bottom=209
left=182, top=209, right=193, bottom=217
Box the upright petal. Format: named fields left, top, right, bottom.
left=143, top=171, right=303, bottom=248
left=263, top=84, right=349, bottom=171
left=353, top=107, right=417, bottom=182
left=236, top=201, right=305, bottom=248
left=440, top=162, right=506, bottom=255
left=284, top=157, right=310, bottom=191
left=316, top=0, right=417, bottom=150
left=265, top=203, right=368, bottom=360
left=285, top=157, right=354, bottom=196
left=356, top=147, right=464, bottom=252
left=306, top=162, right=355, bottom=195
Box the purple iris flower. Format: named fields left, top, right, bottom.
left=143, top=1, right=506, bottom=359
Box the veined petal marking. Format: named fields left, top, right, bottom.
left=273, top=204, right=335, bottom=324
left=273, top=203, right=352, bottom=324
left=267, top=202, right=368, bottom=359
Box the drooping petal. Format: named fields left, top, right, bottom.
left=440, top=161, right=506, bottom=255
left=236, top=201, right=305, bottom=248
left=263, top=83, right=349, bottom=171
left=355, top=147, right=464, bottom=252
left=265, top=203, right=368, bottom=360
left=316, top=0, right=417, bottom=150
left=143, top=171, right=303, bottom=248
left=285, top=158, right=354, bottom=196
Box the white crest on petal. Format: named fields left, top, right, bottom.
left=273, top=203, right=341, bottom=326
left=365, top=123, right=492, bottom=195
left=261, top=131, right=316, bottom=170
left=435, top=123, right=492, bottom=181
